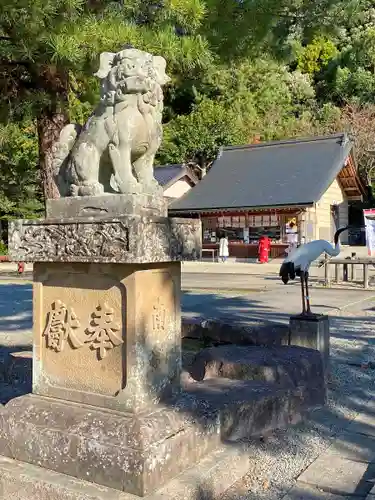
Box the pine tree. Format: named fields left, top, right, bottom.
left=0, top=0, right=356, bottom=207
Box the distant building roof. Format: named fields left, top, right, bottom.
left=153, top=164, right=198, bottom=189
left=170, top=134, right=362, bottom=213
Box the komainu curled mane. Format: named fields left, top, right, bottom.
left=52, top=47, right=170, bottom=197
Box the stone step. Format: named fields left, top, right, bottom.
left=0, top=446, right=249, bottom=500
left=189, top=344, right=325, bottom=396
left=180, top=375, right=323, bottom=441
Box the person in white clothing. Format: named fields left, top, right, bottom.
left=219, top=234, right=229, bottom=262
left=286, top=221, right=298, bottom=256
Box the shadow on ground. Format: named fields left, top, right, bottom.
left=182, top=288, right=375, bottom=327
left=0, top=284, right=32, bottom=331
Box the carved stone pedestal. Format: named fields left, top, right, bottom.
left=32, top=261, right=182, bottom=411
left=2, top=209, right=204, bottom=497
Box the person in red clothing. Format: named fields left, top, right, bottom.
left=258, top=234, right=271, bottom=263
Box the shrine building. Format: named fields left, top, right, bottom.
left=169, top=134, right=366, bottom=259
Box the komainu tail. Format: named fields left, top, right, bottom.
left=279, top=261, right=295, bottom=284
left=52, top=123, right=82, bottom=195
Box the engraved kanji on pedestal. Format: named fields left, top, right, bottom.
left=43, top=300, right=123, bottom=360
left=152, top=297, right=167, bottom=333
left=86, top=302, right=123, bottom=359
left=43, top=300, right=83, bottom=352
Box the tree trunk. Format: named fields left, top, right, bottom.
left=37, top=108, right=69, bottom=202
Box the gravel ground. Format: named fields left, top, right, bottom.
left=222, top=315, right=375, bottom=500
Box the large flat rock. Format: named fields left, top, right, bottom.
left=0, top=373, right=320, bottom=494
left=180, top=376, right=319, bottom=441
left=189, top=345, right=325, bottom=409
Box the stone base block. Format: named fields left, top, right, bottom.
left=46, top=194, right=168, bottom=219
left=0, top=394, right=220, bottom=497
left=0, top=446, right=249, bottom=500
left=289, top=314, right=330, bottom=372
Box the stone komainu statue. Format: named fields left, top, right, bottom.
left=52, top=47, right=170, bottom=197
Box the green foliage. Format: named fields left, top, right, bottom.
left=302, top=4, right=375, bottom=107
left=0, top=121, right=44, bottom=219
left=159, top=59, right=318, bottom=166
left=332, top=66, right=375, bottom=104
left=202, top=0, right=355, bottom=60
left=157, top=0, right=207, bottom=33
left=0, top=242, right=7, bottom=255
left=158, top=98, right=248, bottom=166
left=297, top=37, right=338, bottom=75
left=68, top=74, right=98, bottom=125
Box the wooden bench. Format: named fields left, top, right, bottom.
left=324, top=257, right=375, bottom=289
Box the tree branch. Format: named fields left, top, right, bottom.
left=0, top=59, right=31, bottom=68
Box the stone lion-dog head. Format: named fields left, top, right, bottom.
left=95, top=46, right=170, bottom=105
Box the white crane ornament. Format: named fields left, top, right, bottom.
left=279, top=227, right=349, bottom=316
